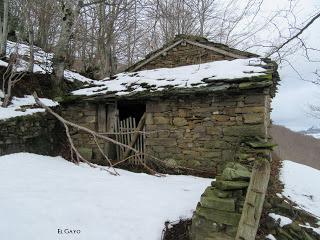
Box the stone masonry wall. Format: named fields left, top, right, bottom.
left=145, top=90, right=271, bottom=173
left=60, top=89, right=271, bottom=172
left=139, top=42, right=232, bottom=71
left=0, top=111, right=64, bottom=156
left=60, top=102, right=107, bottom=165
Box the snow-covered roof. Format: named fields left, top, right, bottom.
left=72, top=58, right=275, bottom=99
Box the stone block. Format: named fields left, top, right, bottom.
left=221, top=167, right=251, bottom=181
left=146, top=138, right=177, bottom=146
left=196, top=206, right=241, bottom=226
left=173, top=117, right=188, bottom=126
left=235, top=106, right=265, bottom=114
left=200, top=193, right=236, bottom=212
left=215, top=180, right=249, bottom=190
left=243, top=113, right=264, bottom=124
left=223, top=125, right=266, bottom=137
left=153, top=116, right=170, bottom=125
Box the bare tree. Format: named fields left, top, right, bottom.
left=0, top=0, right=9, bottom=56
left=1, top=53, right=25, bottom=107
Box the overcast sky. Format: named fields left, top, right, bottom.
left=263, top=0, right=320, bottom=131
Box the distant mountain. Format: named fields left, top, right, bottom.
left=271, top=125, right=320, bottom=170
left=299, top=126, right=320, bottom=139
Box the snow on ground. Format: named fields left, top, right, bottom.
left=0, top=95, right=58, bottom=120
left=72, top=58, right=268, bottom=96
left=307, top=133, right=320, bottom=139
left=280, top=160, right=320, bottom=218
left=3, top=41, right=97, bottom=84
left=268, top=213, right=293, bottom=227
left=0, top=153, right=211, bottom=240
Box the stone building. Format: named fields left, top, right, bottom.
left=64, top=35, right=279, bottom=175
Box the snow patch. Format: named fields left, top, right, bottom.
left=0, top=95, right=58, bottom=120
left=268, top=213, right=293, bottom=227
left=0, top=153, right=211, bottom=240
left=280, top=160, right=320, bottom=218
left=265, top=234, right=277, bottom=240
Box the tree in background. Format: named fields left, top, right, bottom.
left=0, top=0, right=9, bottom=57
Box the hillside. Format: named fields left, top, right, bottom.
left=271, top=125, right=320, bottom=170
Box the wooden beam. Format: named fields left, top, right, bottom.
left=97, top=104, right=107, bottom=132
left=235, top=159, right=271, bottom=240
left=130, top=40, right=184, bottom=72
left=185, top=39, right=247, bottom=59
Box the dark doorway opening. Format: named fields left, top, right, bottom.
left=117, top=101, right=146, bottom=121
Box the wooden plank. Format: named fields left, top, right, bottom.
left=185, top=39, right=247, bottom=59
left=105, top=103, right=117, bottom=160
left=235, top=159, right=271, bottom=240
left=115, top=117, right=120, bottom=161
left=97, top=104, right=107, bottom=132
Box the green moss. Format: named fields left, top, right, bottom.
left=57, top=94, right=85, bottom=104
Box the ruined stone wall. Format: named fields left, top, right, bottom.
left=0, top=112, right=64, bottom=156
left=145, top=90, right=271, bottom=173
left=60, top=102, right=107, bottom=165
left=139, top=43, right=232, bottom=71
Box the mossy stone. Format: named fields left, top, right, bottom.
left=196, top=206, right=241, bottom=226
left=215, top=180, right=249, bottom=190
left=200, top=193, right=236, bottom=212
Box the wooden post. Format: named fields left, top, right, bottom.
left=97, top=104, right=107, bottom=132
left=235, top=159, right=271, bottom=240
left=105, top=103, right=118, bottom=160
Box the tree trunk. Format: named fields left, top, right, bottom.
left=52, top=1, right=81, bottom=96
left=0, top=0, right=9, bottom=57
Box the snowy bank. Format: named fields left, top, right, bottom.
left=280, top=160, right=320, bottom=218
left=0, top=95, right=58, bottom=120
left=0, top=153, right=211, bottom=240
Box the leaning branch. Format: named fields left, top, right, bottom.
left=266, top=12, right=320, bottom=57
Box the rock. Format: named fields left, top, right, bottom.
left=200, top=194, right=236, bottom=212
left=78, top=147, right=93, bottom=160
left=215, top=180, right=249, bottom=190
left=222, top=167, right=251, bottom=181
left=196, top=206, right=241, bottom=226
left=173, top=117, right=188, bottom=126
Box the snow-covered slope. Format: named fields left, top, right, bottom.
left=280, top=160, right=320, bottom=218
left=300, top=127, right=320, bottom=139
left=0, top=153, right=211, bottom=240
left=4, top=41, right=98, bottom=84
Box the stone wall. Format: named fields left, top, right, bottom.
left=60, top=101, right=107, bottom=165
left=145, top=90, right=271, bottom=173
left=61, top=89, right=271, bottom=172
left=191, top=163, right=251, bottom=240
left=0, top=111, right=64, bottom=156
left=139, top=42, right=232, bottom=71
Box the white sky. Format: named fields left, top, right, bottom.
left=262, top=0, right=320, bottom=131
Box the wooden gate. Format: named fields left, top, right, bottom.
left=114, top=115, right=146, bottom=164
